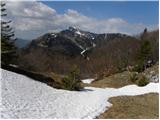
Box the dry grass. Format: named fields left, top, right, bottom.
left=87, top=71, right=133, bottom=88
left=86, top=64, right=159, bottom=88
left=49, top=72, right=63, bottom=83
left=97, top=93, right=159, bottom=119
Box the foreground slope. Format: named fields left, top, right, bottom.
left=0, top=69, right=159, bottom=118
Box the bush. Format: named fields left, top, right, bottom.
left=136, top=74, right=149, bottom=86
left=129, top=72, right=149, bottom=86
left=132, top=60, right=144, bottom=73
left=62, top=66, right=82, bottom=91
left=132, top=65, right=143, bottom=73
left=129, top=72, right=139, bottom=82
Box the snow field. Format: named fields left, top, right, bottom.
left=0, top=69, right=159, bottom=118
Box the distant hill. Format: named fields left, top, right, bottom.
left=15, top=38, right=29, bottom=48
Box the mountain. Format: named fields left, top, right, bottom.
left=17, top=28, right=159, bottom=78
left=15, top=38, right=29, bottom=48
left=27, top=27, right=97, bottom=58
left=26, top=27, right=128, bottom=59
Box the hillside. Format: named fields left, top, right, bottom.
left=17, top=28, right=159, bottom=78
left=86, top=63, right=159, bottom=88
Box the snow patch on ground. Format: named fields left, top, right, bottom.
left=81, top=79, right=95, bottom=84
left=0, top=69, right=159, bottom=119
left=147, top=74, right=159, bottom=83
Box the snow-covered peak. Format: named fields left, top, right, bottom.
left=68, top=26, right=77, bottom=31
left=68, top=26, right=85, bottom=37
left=75, top=30, right=85, bottom=36
left=75, top=30, right=82, bottom=35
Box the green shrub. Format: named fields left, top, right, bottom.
left=129, top=72, right=149, bottom=86
left=136, top=74, right=149, bottom=86
left=62, top=66, right=82, bottom=91
left=132, top=61, right=144, bottom=73
left=129, top=72, right=139, bottom=82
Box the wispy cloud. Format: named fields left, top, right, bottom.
left=5, top=1, right=158, bottom=39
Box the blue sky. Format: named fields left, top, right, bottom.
left=42, top=1, right=158, bottom=25
left=7, top=1, right=159, bottom=39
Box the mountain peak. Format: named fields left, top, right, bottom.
left=68, top=26, right=85, bottom=36
left=68, top=26, right=79, bottom=31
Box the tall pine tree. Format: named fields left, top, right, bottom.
left=1, top=2, right=17, bottom=65
left=134, top=28, right=152, bottom=72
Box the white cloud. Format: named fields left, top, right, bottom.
left=4, top=1, right=158, bottom=40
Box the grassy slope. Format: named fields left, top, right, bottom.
left=97, top=93, right=159, bottom=119
left=86, top=71, right=133, bottom=88
left=86, top=64, right=159, bottom=119
left=86, top=64, right=159, bottom=88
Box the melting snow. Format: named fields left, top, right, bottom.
left=81, top=79, right=95, bottom=84
left=0, top=69, right=159, bottom=118
left=80, top=49, right=86, bottom=55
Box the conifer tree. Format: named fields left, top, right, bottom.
left=134, top=28, right=152, bottom=72
left=1, top=2, right=17, bottom=65
left=62, top=65, right=82, bottom=91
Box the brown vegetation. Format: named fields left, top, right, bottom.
left=87, top=71, right=133, bottom=88
left=18, top=36, right=140, bottom=77
left=17, top=29, right=158, bottom=80
left=97, top=93, right=159, bottom=119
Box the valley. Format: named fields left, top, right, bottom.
left=1, top=1, right=159, bottom=119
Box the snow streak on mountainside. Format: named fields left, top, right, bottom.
left=59, top=27, right=97, bottom=58
left=0, top=69, right=159, bottom=118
